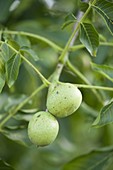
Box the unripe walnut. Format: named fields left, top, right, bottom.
left=28, top=111, right=59, bottom=146
left=46, top=82, right=82, bottom=118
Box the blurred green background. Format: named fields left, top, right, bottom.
left=1, top=0, right=113, bottom=170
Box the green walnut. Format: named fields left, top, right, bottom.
left=28, top=111, right=59, bottom=146
left=46, top=82, right=82, bottom=118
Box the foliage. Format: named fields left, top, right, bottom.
left=0, top=0, right=113, bottom=170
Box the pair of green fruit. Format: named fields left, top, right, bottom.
left=28, top=82, right=82, bottom=146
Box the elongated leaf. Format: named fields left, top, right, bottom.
left=0, top=0, right=13, bottom=22
left=80, top=23, right=99, bottom=56
left=62, top=20, right=76, bottom=30
left=0, top=30, right=2, bottom=40
left=81, top=102, right=97, bottom=118
left=20, top=46, right=38, bottom=61
left=8, top=40, right=20, bottom=51
left=4, top=94, right=26, bottom=111
left=14, top=34, right=31, bottom=47
left=20, top=108, right=39, bottom=113
left=80, top=2, right=89, bottom=12
left=6, top=53, right=21, bottom=87
left=0, top=159, right=14, bottom=170
left=3, top=126, right=31, bottom=147
left=91, top=62, right=113, bottom=82
left=62, top=13, right=76, bottom=29
left=9, top=0, right=20, bottom=11
left=14, top=113, right=33, bottom=121
left=92, top=0, right=113, bottom=34
left=63, top=148, right=113, bottom=170
left=0, top=53, right=5, bottom=92
left=14, top=108, right=39, bottom=121
left=1, top=43, right=10, bottom=61
left=92, top=101, right=113, bottom=127
left=0, top=77, right=5, bottom=93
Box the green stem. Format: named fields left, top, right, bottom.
left=70, top=44, right=84, bottom=51
left=1, top=30, right=63, bottom=52
left=66, top=60, right=103, bottom=104
left=59, top=1, right=94, bottom=63
left=70, top=42, right=113, bottom=51
left=75, top=84, right=113, bottom=91
left=50, top=0, right=99, bottom=97
left=66, top=60, right=91, bottom=85
left=51, top=0, right=96, bottom=83
left=0, top=84, right=46, bottom=129
left=50, top=63, right=64, bottom=82
left=100, top=42, right=113, bottom=47
left=0, top=41, right=50, bottom=86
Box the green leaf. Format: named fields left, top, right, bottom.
left=81, top=102, right=97, bottom=118
left=62, top=20, right=76, bottom=30
left=0, top=159, right=15, bottom=170
left=9, top=0, right=20, bottom=12
left=0, top=30, right=2, bottom=40
left=14, top=34, right=31, bottom=47
left=0, top=93, right=26, bottom=120
left=20, top=46, right=39, bottom=61
left=63, top=148, right=113, bottom=170
left=14, top=108, right=39, bottom=121
left=62, top=13, right=76, bottom=30
left=92, top=100, right=113, bottom=127
left=99, top=34, right=106, bottom=42
left=92, top=0, right=113, bottom=35
left=3, top=125, right=31, bottom=147
left=79, top=2, right=89, bottom=12
left=0, top=54, right=5, bottom=92
left=0, top=0, right=14, bottom=22
left=91, top=62, right=113, bottom=82
left=3, top=94, right=26, bottom=112
left=0, top=77, right=5, bottom=93
left=8, top=40, right=20, bottom=51
left=6, top=53, right=21, bottom=87
left=14, top=112, right=33, bottom=121
left=1, top=43, right=10, bottom=62
left=20, top=108, right=39, bottom=113
left=80, top=23, right=99, bottom=56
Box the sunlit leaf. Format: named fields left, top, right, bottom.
left=0, top=159, right=14, bottom=170
left=63, top=148, right=113, bottom=170
left=20, top=46, right=39, bottom=61
left=6, top=53, right=21, bottom=87
left=92, top=0, right=113, bottom=35
left=92, top=100, right=113, bottom=127
left=80, top=23, right=99, bottom=56
left=91, top=62, right=113, bottom=82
